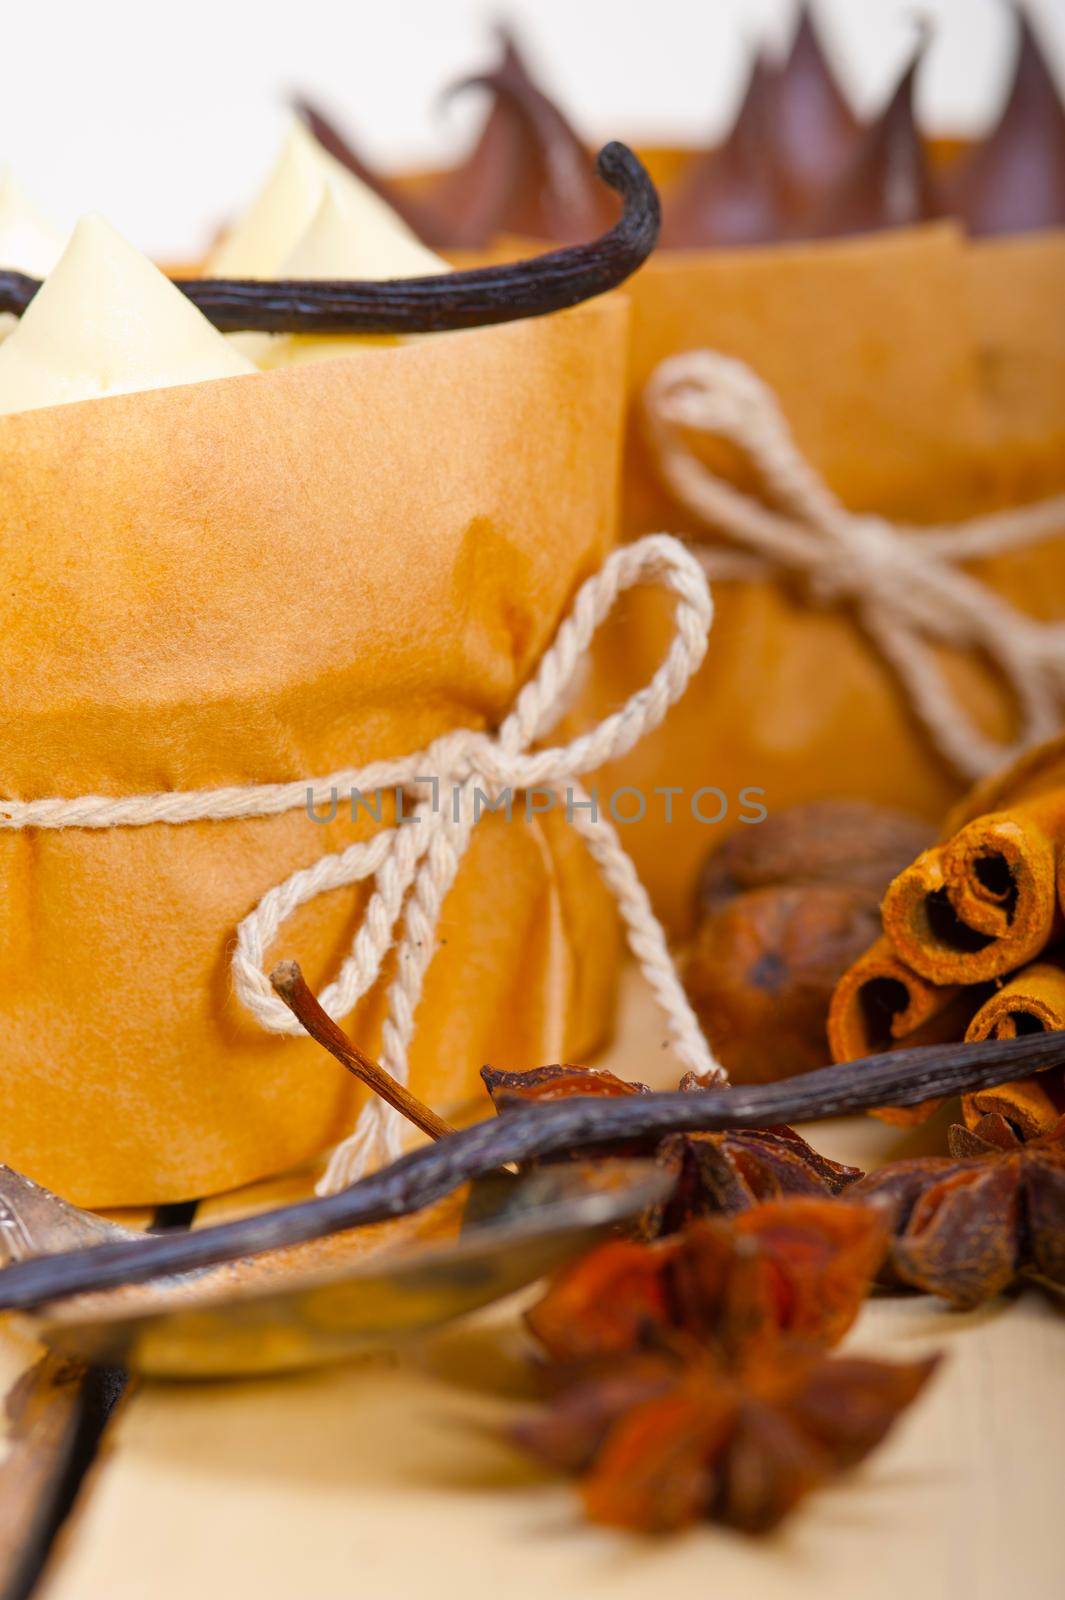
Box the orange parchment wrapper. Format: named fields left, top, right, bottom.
left=583, top=218, right=1065, bottom=934
left=964, top=231, right=1065, bottom=506
left=0, top=297, right=628, bottom=1206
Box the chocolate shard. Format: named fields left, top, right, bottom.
left=426, top=27, right=531, bottom=248
left=809, top=44, right=945, bottom=238
left=291, top=95, right=447, bottom=245
left=662, top=55, right=790, bottom=248
left=945, top=7, right=1065, bottom=236
left=770, top=5, right=863, bottom=214
left=428, top=26, right=611, bottom=246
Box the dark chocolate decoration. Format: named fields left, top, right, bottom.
left=945, top=8, right=1065, bottom=236
left=433, top=28, right=611, bottom=245
left=423, top=27, right=535, bottom=248
left=1, top=1027, right=1064, bottom=1310
left=769, top=5, right=863, bottom=215
left=0, top=143, right=658, bottom=335
left=662, top=56, right=789, bottom=248
left=809, top=45, right=945, bottom=238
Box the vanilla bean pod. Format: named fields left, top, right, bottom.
left=1, top=1029, right=1064, bottom=1312
left=0, top=143, right=657, bottom=334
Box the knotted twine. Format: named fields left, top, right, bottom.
left=645, top=349, right=1065, bottom=783
left=0, top=534, right=725, bottom=1195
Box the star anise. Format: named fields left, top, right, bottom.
left=482, top=1065, right=862, bottom=1235
left=525, top=1198, right=887, bottom=1364
left=516, top=1200, right=937, bottom=1534
left=848, top=1117, right=1065, bottom=1307
left=525, top=1348, right=938, bottom=1536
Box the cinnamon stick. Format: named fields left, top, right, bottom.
left=827, top=937, right=969, bottom=1059
left=965, top=955, right=1065, bottom=1043
left=962, top=954, right=1065, bottom=1141
left=880, top=794, right=1065, bottom=986
left=826, top=937, right=978, bottom=1125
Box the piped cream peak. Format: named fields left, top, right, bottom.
left=284, top=186, right=446, bottom=281
left=238, top=179, right=449, bottom=371
left=0, top=167, right=65, bottom=276
left=0, top=214, right=257, bottom=417
left=208, top=118, right=444, bottom=279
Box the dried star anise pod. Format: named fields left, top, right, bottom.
left=848, top=1116, right=1065, bottom=1307
left=531, top=1347, right=939, bottom=1536
left=516, top=1201, right=936, bottom=1534
left=484, top=1064, right=651, bottom=1106
left=482, top=1064, right=862, bottom=1234
left=526, top=1200, right=889, bottom=1365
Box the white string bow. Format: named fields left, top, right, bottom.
left=0, top=534, right=725, bottom=1194
left=645, top=349, right=1065, bottom=783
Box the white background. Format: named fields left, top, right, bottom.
left=2, top=0, right=1064, bottom=259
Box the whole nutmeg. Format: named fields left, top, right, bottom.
left=685, top=801, right=932, bottom=1083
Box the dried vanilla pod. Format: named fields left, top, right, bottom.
left=483, top=1061, right=862, bottom=1234
left=3, top=1028, right=1063, bottom=1311
left=685, top=802, right=933, bottom=1083
left=0, top=143, right=658, bottom=335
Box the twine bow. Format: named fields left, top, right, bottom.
left=0, top=535, right=724, bottom=1194
left=645, top=349, right=1065, bottom=782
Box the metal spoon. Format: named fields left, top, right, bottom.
left=1, top=1159, right=669, bottom=1380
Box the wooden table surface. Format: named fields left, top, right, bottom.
left=2, top=969, right=1062, bottom=1600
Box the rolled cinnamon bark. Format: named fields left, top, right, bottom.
left=880, top=792, right=1065, bottom=985
left=826, top=936, right=978, bottom=1124
left=959, top=1071, right=1065, bottom=1143
left=965, top=956, right=1065, bottom=1042
left=963, top=956, right=1065, bottom=1140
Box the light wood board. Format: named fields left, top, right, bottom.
left=0, top=967, right=1058, bottom=1600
